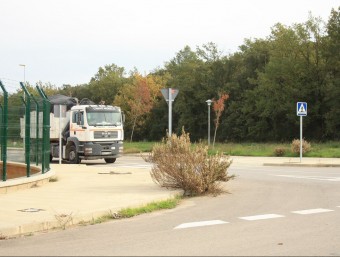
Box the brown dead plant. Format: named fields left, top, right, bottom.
left=147, top=129, right=233, bottom=196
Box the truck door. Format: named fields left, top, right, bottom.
left=70, top=111, right=86, bottom=141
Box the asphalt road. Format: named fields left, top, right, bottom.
left=0, top=158, right=339, bottom=256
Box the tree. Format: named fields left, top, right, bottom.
left=323, top=7, right=340, bottom=139
left=212, top=93, right=229, bottom=147
left=114, top=73, right=163, bottom=141
left=88, top=64, right=126, bottom=104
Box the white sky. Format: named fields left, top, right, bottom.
left=0, top=0, right=338, bottom=92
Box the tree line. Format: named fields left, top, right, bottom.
left=4, top=7, right=339, bottom=142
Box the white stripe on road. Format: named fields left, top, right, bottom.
left=291, top=208, right=334, bottom=215
left=239, top=214, right=284, bottom=221
left=174, top=220, right=228, bottom=229
left=274, top=175, right=340, bottom=182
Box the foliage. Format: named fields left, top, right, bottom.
left=117, top=195, right=181, bottom=218
left=148, top=129, right=233, bottom=196
left=114, top=73, right=165, bottom=141
left=125, top=141, right=340, bottom=157
left=274, top=147, right=286, bottom=157
left=212, top=93, right=229, bottom=147
left=291, top=139, right=312, bottom=154
left=4, top=8, right=338, bottom=143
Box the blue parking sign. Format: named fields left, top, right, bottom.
left=297, top=102, right=307, bottom=116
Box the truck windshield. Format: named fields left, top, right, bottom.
left=86, top=110, right=122, bottom=126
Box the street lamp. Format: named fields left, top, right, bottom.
left=206, top=99, right=213, bottom=146
left=19, top=64, right=26, bottom=84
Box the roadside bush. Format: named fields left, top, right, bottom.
left=147, top=129, right=233, bottom=196
left=274, top=147, right=286, bottom=157
left=291, top=139, right=312, bottom=154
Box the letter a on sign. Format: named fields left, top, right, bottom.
left=297, top=102, right=307, bottom=116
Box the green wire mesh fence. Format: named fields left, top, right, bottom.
left=0, top=80, right=50, bottom=181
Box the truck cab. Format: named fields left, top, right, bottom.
left=61, top=105, right=124, bottom=164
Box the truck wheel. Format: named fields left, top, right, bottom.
left=104, top=158, right=116, bottom=164
left=69, top=145, right=80, bottom=164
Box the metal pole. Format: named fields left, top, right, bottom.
left=31, top=96, right=39, bottom=166
left=208, top=104, right=211, bottom=146
left=300, top=116, right=302, bottom=163
left=168, top=87, right=172, bottom=137
left=20, top=82, right=31, bottom=177
left=0, top=81, right=8, bottom=181
left=59, top=105, right=62, bottom=164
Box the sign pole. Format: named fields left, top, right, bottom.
left=300, top=116, right=302, bottom=163
left=297, top=102, right=307, bottom=163
left=208, top=104, right=211, bottom=146
left=161, top=87, right=178, bottom=138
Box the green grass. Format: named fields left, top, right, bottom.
left=124, top=141, right=340, bottom=158
left=7, top=139, right=340, bottom=158
left=75, top=195, right=182, bottom=228
left=123, top=141, right=156, bottom=154
left=118, top=195, right=181, bottom=218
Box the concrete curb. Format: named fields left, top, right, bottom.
left=0, top=170, right=56, bottom=194
left=263, top=163, right=340, bottom=167
left=0, top=193, right=180, bottom=238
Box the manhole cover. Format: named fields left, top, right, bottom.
left=18, top=208, right=45, bottom=212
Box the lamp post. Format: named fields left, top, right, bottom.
left=206, top=99, right=212, bottom=146
left=19, top=64, right=26, bottom=84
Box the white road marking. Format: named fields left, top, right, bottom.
left=274, top=175, right=340, bottom=182
left=291, top=208, right=334, bottom=215
left=174, top=220, right=228, bottom=229
left=239, top=214, right=284, bottom=221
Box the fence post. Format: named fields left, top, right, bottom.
left=0, top=81, right=8, bottom=181
left=36, top=86, right=50, bottom=173
left=31, top=96, right=40, bottom=166
left=20, top=82, right=31, bottom=177
left=0, top=104, right=2, bottom=160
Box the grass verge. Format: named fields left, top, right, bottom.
left=118, top=195, right=181, bottom=218
left=124, top=141, right=340, bottom=158
left=79, top=195, right=182, bottom=227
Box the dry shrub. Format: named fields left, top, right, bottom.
left=274, top=147, right=286, bottom=157
left=147, top=129, right=233, bottom=196
left=291, top=139, right=312, bottom=154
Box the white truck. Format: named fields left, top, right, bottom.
left=22, top=95, right=124, bottom=164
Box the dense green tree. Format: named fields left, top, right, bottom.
left=323, top=7, right=340, bottom=139
left=24, top=8, right=338, bottom=142
left=88, top=64, right=127, bottom=104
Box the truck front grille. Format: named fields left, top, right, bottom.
left=94, top=131, right=118, bottom=139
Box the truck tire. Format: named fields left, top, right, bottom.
left=68, top=145, right=80, bottom=164
left=104, top=158, right=116, bottom=164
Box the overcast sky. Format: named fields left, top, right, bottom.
left=1, top=0, right=338, bottom=93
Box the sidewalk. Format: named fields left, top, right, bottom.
left=0, top=156, right=339, bottom=238
left=0, top=162, right=180, bottom=238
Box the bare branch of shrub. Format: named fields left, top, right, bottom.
left=145, top=128, right=233, bottom=196
left=291, top=139, right=312, bottom=154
